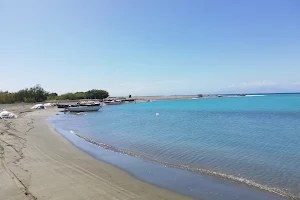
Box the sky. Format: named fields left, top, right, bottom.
left=0, top=0, right=300, bottom=96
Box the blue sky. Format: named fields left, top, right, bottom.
left=1, top=0, right=299, bottom=95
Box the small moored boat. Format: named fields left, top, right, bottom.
left=104, top=99, right=123, bottom=105
left=79, top=101, right=101, bottom=106
left=57, top=104, right=69, bottom=109
left=68, top=105, right=102, bottom=112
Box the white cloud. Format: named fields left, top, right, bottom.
left=292, top=82, right=300, bottom=85
left=229, top=80, right=277, bottom=88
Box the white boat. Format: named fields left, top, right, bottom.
left=104, top=99, right=123, bottom=105
left=79, top=101, right=100, bottom=106
left=68, top=105, right=102, bottom=112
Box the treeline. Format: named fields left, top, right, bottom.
left=0, top=85, right=109, bottom=104
left=47, top=89, right=109, bottom=100
left=0, top=85, right=49, bottom=104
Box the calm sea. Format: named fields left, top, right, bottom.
left=49, top=94, right=300, bottom=200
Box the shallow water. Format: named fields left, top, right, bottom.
left=49, top=94, right=300, bottom=199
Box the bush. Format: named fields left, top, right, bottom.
left=85, top=89, right=109, bottom=99
left=0, top=92, right=15, bottom=104
left=0, top=85, right=110, bottom=104
left=0, top=84, right=49, bottom=104
left=74, top=92, right=87, bottom=99
left=13, top=84, right=49, bottom=102
left=29, top=84, right=49, bottom=102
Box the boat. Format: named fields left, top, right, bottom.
left=79, top=101, right=101, bottom=106
left=104, top=99, right=123, bottom=105
left=57, top=104, right=69, bottom=108
left=68, top=105, right=102, bottom=112
left=79, top=103, right=101, bottom=106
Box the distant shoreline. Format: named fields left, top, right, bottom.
left=2, top=92, right=300, bottom=105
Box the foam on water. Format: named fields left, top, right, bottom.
left=245, top=95, right=266, bottom=97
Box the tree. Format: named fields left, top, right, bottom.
left=0, top=92, right=14, bottom=104
left=49, top=93, right=58, bottom=97
left=0, top=86, right=110, bottom=104
left=13, top=89, right=28, bottom=102
left=85, top=89, right=109, bottom=99
left=0, top=84, right=49, bottom=103
left=47, top=93, right=58, bottom=100
left=29, top=84, right=49, bottom=102
left=58, top=93, right=75, bottom=100
left=74, top=92, right=87, bottom=99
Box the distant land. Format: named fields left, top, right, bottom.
left=217, top=85, right=300, bottom=95
left=220, top=92, right=300, bottom=95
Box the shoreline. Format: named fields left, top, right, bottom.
left=56, top=129, right=294, bottom=200
left=0, top=104, right=193, bottom=200
left=48, top=109, right=294, bottom=200
left=1, top=103, right=297, bottom=200
left=50, top=117, right=294, bottom=200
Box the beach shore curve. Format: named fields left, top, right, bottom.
left=0, top=104, right=193, bottom=200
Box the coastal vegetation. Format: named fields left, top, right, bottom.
left=0, top=85, right=109, bottom=104
left=47, top=89, right=109, bottom=100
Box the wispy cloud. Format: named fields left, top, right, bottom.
left=292, top=82, right=300, bottom=85
left=229, top=80, right=277, bottom=88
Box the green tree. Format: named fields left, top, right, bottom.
left=0, top=92, right=15, bottom=104
left=29, top=84, right=49, bottom=102
left=12, top=85, right=49, bottom=102
left=49, top=93, right=58, bottom=97
left=85, top=89, right=109, bottom=99
left=0, top=86, right=110, bottom=104
left=58, top=93, right=75, bottom=100
left=74, top=92, right=87, bottom=99
left=47, top=93, right=59, bottom=100
left=14, top=88, right=29, bottom=102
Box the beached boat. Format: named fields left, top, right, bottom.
left=80, top=103, right=101, bottom=106
left=57, top=104, right=69, bottom=109
left=68, top=105, right=102, bottom=112
left=79, top=101, right=101, bottom=106
left=104, top=100, right=123, bottom=105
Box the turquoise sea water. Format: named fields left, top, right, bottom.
left=49, top=95, right=300, bottom=200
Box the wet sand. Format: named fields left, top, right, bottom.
left=0, top=104, right=193, bottom=200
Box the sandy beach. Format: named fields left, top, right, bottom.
left=0, top=104, right=193, bottom=200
